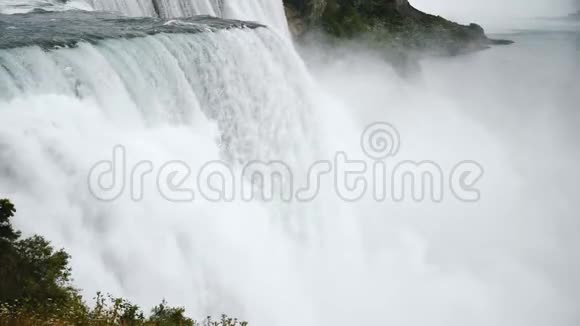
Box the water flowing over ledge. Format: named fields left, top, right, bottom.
left=0, top=14, right=313, bottom=163
left=0, top=0, right=290, bottom=37
left=0, top=10, right=264, bottom=50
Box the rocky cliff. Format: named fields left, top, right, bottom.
left=284, top=0, right=512, bottom=55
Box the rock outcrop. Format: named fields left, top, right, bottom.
left=283, top=0, right=512, bottom=56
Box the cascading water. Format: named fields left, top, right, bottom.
left=0, top=6, right=327, bottom=325
left=145, top=0, right=222, bottom=18
left=101, top=0, right=292, bottom=37
left=88, top=0, right=158, bottom=17
left=220, top=0, right=290, bottom=36
left=0, top=10, right=306, bottom=162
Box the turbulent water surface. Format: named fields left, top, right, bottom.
left=0, top=1, right=579, bottom=325
left=0, top=10, right=263, bottom=50
left=0, top=0, right=290, bottom=35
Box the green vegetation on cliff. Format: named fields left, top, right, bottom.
left=0, top=198, right=246, bottom=326
left=284, top=0, right=511, bottom=55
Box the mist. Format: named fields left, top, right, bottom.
left=295, top=9, right=580, bottom=325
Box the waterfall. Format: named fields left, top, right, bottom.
left=2, top=2, right=353, bottom=325
left=220, top=0, right=290, bottom=36
left=88, top=0, right=158, bottom=17
left=0, top=7, right=321, bottom=323
left=0, top=15, right=310, bottom=162
left=95, top=0, right=292, bottom=37
left=147, top=0, right=223, bottom=18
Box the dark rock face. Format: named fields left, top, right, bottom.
left=284, top=0, right=415, bottom=20
left=380, top=0, right=421, bottom=17
left=284, top=0, right=327, bottom=21
left=283, top=0, right=513, bottom=55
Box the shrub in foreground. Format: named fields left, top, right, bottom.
left=0, top=199, right=247, bottom=326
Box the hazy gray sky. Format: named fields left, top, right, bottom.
left=412, top=0, right=575, bottom=22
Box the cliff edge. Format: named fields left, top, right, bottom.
left=284, top=0, right=512, bottom=56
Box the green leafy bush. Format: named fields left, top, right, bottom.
left=0, top=199, right=247, bottom=326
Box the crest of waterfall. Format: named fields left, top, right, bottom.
left=220, top=0, right=290, bottom=36
left=88, top=0, right=158, bottom=17
left=0, top=28, right=310, bottom=164
left=95, top=0, right=291, bottom=37
left=1, top=0, right=291, bottom=38
left=0, top=0, right=93, bottom=14
left=150, top=0, right=223, bottom=18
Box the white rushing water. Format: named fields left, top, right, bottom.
left=88, top=0, right=157, bottom=17
left=0, top=25, right=322, bottom=324
left=0, top=0, right=93, bottom=13
left=1, top=0, right=579, bottom=325
left=0, top=0, right=290, bottom=37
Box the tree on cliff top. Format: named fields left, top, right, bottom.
left=0, top=198, right=19, bottom=242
